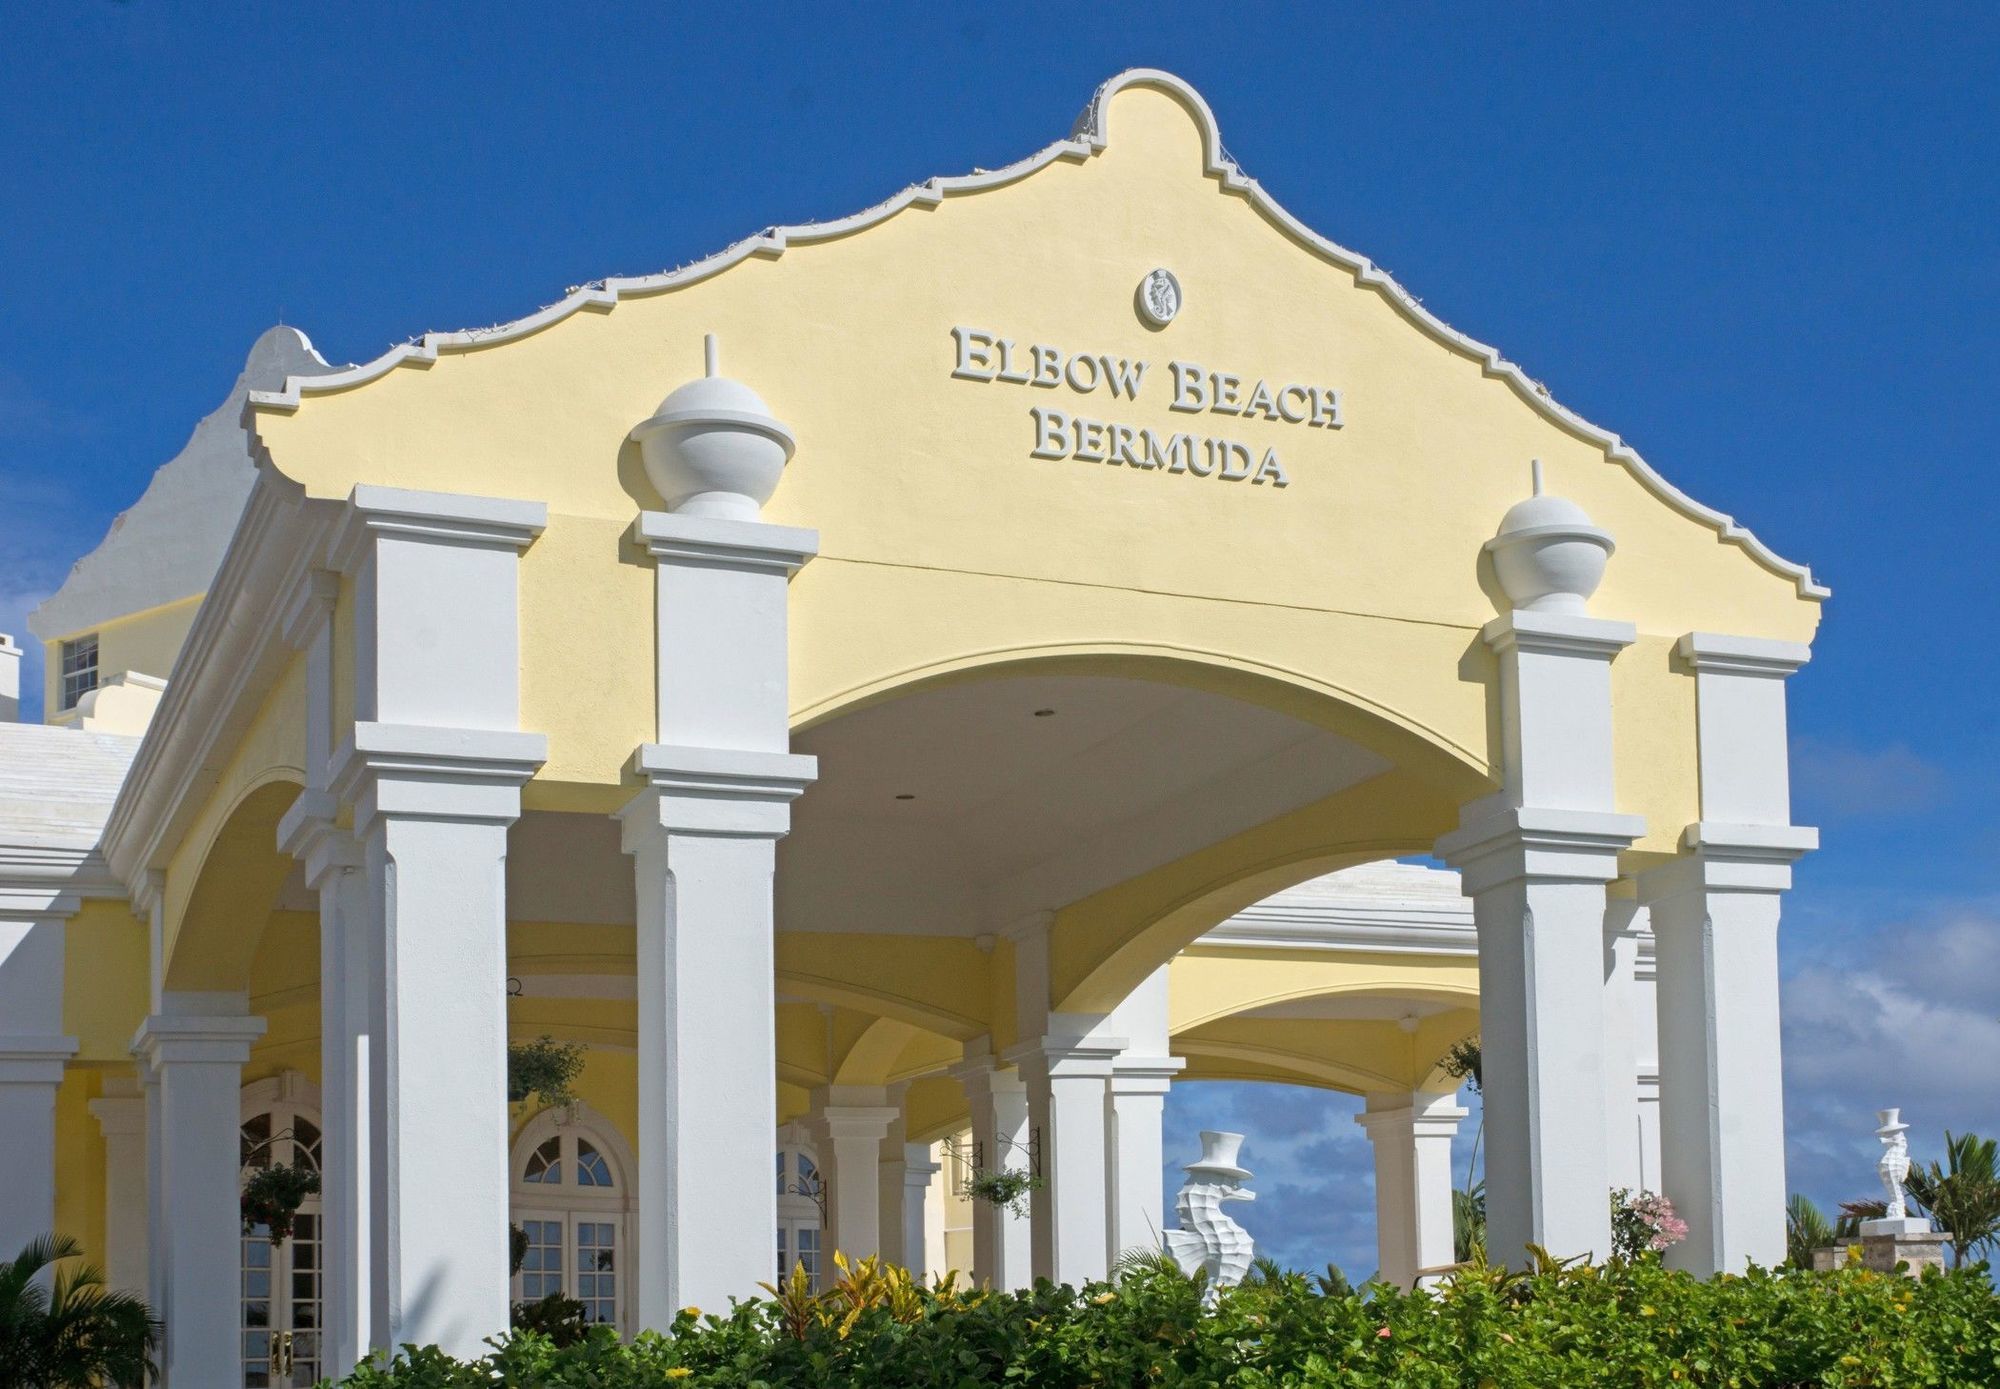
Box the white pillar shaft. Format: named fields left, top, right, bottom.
left=823, top=1130, right=888, bottom=1260
left=1472, top=876, right=1615, bottom=1262
left=1021, top=1038, right=1121, bottom=1286
left=88, top=1087, right=148, bottom=1294
left=1601, top=900, right=1646, bottom=1194
left=889, top=1145, right=938, bottom=1275
left=316, top=862, right=372, bottom=1376
left=1647, top=633, right=1813, bottom=1274
left=1359, top=1091, right=1465, bottom=1287
left=363, top=815, right=513, bottom=1360
left=1107, top=1088, right=1166, bottom=1262
left=0, top=915, right=77, bottom=1261
left=140, top=1007, right=265, bottom=1388
left=1650, top=874, right=1788, bottom=1273
left=955, top=1061, right=1032, bottom=1290
left=632, top=830, right=783, bottom=1321
left=0, top=1062, right=62, bottom=1259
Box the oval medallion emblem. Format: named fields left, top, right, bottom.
left=1137, top=269, right=1181, bottom=327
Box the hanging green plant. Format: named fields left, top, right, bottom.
left=509, top=1222, right=530, bottom=1277
left=241, top=1162, right=320, bottom=1247
left=1439, top=1036, right=1483, bottom=1094
left=507, top=1035, right=586, bottom=1109
left=967, top=1168, right=1042, bottom=1218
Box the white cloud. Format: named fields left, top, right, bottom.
left=1781, top=912, right=2000, bottom=1211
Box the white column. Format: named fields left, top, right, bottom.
left=1601, top=896, right=1647, bottom=1194
left=329, top=486, right=547, bottom=1360
left=1438, top=608, right=1643, bottom=1266
left=88, top=1078, right=148, bottom=1294
left=1638, top=633, right=1813, bottom=1276
left=806, top=1087, right=899, bottom=1261
left=0, top=897, right=78, bottom=1262
left=618, top=503, right=816, bottom=1326
left=950, top=1047, right=1032, bottom=1290
left=883, top=1142, right=939, bottom=1275
left=276, top=569, right=373, bottom=1378
left=137, top=997, right=265, bottom=1387
left=1357, top=1090, right=1466, bottom=1287
left=1014, top=1022, right=1124, bottom=1286
left=1102, top=970, right=1183, bottom=1264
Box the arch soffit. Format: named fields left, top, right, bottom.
left=244, top=71, right=1823, bottom=603
left=1171, top=977, right=1479, bottom=1037
left=164, top=773, right=305, bottom=993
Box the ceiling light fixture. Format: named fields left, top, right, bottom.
left=1032, top=708, right=1056, bottom=718
left=895, top=793, right=916, bottom=800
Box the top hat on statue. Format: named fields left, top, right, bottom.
left=1183, top=1130, right=1252, bottom=1182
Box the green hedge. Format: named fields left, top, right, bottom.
left=337, top=1258, right=2000, bottom=1388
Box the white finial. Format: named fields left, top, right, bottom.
left=629, top=332, right=796, bottom=520
left=1530, top=458, right=1545, bottom=496
left=703, top=333, right=719, bottom=378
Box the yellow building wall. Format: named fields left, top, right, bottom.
left=41, top=595, right=204, bottom=721
left=52, top=1070, right=105, bottom=1266
left=63, top=899, right=149, bottom=1063
left=240, top=76, right=1818, bottom=855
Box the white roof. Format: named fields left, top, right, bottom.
left=0, top=722, right=141, bottom=849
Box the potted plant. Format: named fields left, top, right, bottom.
left=966, top=1168, right=1042, bottom=1217
left=241, top=1162, right=320, bottom=1247
left=507, top=1035, right=586, bottom=1111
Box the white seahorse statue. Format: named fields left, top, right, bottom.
left=1163, top=1130, right=1256, bottom=1299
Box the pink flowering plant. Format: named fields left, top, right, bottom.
left=1610, top=1187, right=1690, bottom=1259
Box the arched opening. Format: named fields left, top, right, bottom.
left=508, top=1103, right=635, bottom=1333
left=239, top=1072, right=323, bottom=1389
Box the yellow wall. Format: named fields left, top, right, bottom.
left=41, top=595, right=203, bottom=721
left=240, top=75, right=1817, bottom=849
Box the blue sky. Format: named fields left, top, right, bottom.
left=4, top=4, right=1996, bottom=1279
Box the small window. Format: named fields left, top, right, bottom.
left=60, top=635, right=98, bottom=710
left=576, top=1140, right=611, bottom=1188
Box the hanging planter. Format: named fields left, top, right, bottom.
left=507, top=1035, right=586, bottom=1111
left=241, top=1162, right=320, bottom=1247
left=966, top=1168, right=1043, bottom=1218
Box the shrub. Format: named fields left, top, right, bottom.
left=333, top=1254, right=2000, bottom=1388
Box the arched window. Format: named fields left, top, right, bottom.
left=240, top=1073, right=322, bottom=1388
left=509, top=1106, right=634, bottom=1333
left=775, top=1123, right=824, bottom=1289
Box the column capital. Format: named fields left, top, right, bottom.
left=1642, top=823, right=1819, bottom=897
left=634, top=511, right=818, bottom=576
left=1676, top=633, right=1812, bottom=678
left=1436, top=804, right=1644, bottom=893
left=331, top=485, right=547, bottom=571
left=0, top=1035, right=80, bottom=1084
left=1356, top=1091, right=1469, bottom=1142
left=816, top=1106, right=903, bottom=1144
left=949, top=1041, right=1027, bottom=1093
left=133, top=1013, right=265, bottom=1068
left=1005, top=1031, right=1126, bottom=1080
left=88, top=1083, right=146, bottom=1137
left=275, top=791, right=364, bottom=886
left=330, top=723, right=546, bottom=832
left=1108, top=1054, right=1186, bottom=1096
left=618, top=744, right=817, bottom=842
left=1482, top=610, right=1636, bottom=661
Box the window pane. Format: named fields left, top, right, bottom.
left=60, top=636, right=98, bottom=710
left=776, top=1150, right=787, bottom=1194
left=524, top=1137, right=562, bottom=1184
left=577, top=1140, right=611, bottom=1188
